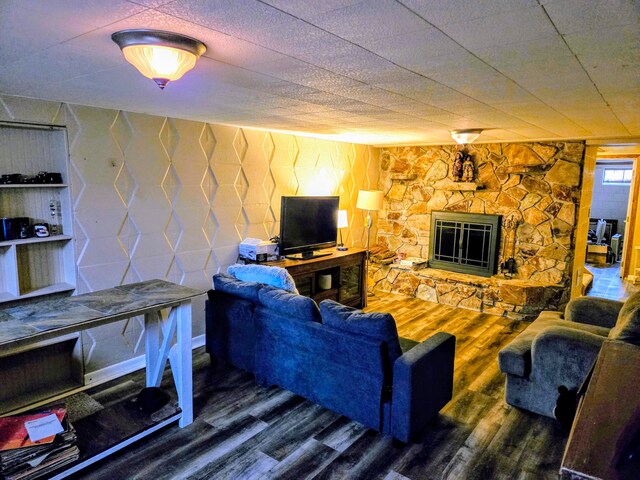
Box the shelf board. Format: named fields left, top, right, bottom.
left=0, top=183, right=68, bottom=188
left=17, top=282, right=75, bottom=300
left=0, top=234, right=73, bottom=247
left=0, top=378, right=82, bottom=415
left=0, top=291, right=18, bottom=302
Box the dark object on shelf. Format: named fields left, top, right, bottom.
left=132, top=387, right=170, bottom=414
left=0, top=173, right=21, bottom=184
left=0, top=171, right=63, bottom=185
left=33, top=223, right=50, bottom=237
left=18, top=175, right=35, bottom=184
left=1, top=218, right=14, bottom=241
left=0, top=217, right=31, bottom=241
left=14, top=217, right=30, bottom=239
left=34, top=171, right=63, bottom=184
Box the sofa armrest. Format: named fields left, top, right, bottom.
left=531, top=326, right=604, bottom=391
left=390, top=332, right=455, bottom=443
left=564, top=296, right=623, bottom=329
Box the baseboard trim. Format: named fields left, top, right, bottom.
left=84, top=334, right=205, bottom=386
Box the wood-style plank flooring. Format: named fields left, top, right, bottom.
left=70, top=293, right=567, bottom=479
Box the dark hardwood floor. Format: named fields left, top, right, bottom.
left=70, top=293, right=567, bottom=480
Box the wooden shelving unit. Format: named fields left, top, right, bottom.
left=266, top=248, right=367, bottom=308
left=0, top=121, right=76, bottom=304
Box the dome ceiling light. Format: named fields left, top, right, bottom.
left=111, top=29, right=206, bottom=90
left=451, top=129, right=483, bottom=144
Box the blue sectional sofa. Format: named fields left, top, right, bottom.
left=206, top=273, right=456, bottom=443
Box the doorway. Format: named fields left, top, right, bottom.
left=585, top=156, right=638, bottom=300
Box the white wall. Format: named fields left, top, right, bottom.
left=0, top=94, right=379, bottom=374
left=591, top=162, right=632, bottom=236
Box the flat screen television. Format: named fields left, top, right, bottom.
left=279, top=196, right=339, bottom=259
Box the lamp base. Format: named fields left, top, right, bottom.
left=337, top=246, right=348, bottom=251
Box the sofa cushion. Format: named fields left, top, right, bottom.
left=228, top=264, right=298, bottom=294
left=609, top=291, right=640, bottom=345
left=319, top=300, right=402, bottom=364
left=212, top=274, right=260, bottom=303
left=498, top=312, right=610, bottom=377
left=258, top=285, right=321, bottom=322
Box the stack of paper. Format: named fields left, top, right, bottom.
left=398, top=257, right=428, bottom=269
left=0, top=404, right=79, bottom=479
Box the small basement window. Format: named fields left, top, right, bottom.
left=603, top=168, right=632, bottom=185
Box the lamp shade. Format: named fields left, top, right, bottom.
left=337, top=210, right=348, bottom=228
left=451, top=129, right=483, bottom=144
left=356, top=190, right=384, bottom=211
left=112, top=30, right=206, bottom=89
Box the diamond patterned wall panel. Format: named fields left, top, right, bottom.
left=0, top=93, right=380, bottom=375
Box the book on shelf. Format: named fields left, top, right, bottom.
left=0, top=404, right=79, bottom=480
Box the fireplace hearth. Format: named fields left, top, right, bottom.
left=429, top=211, right=501, bottom=277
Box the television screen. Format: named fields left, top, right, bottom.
left=279, top=196, right=339, bottom=259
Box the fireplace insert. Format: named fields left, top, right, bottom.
left=429, top=211, right=501, bottom=277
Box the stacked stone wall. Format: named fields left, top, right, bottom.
left=374, top=142, right=585, bottom=316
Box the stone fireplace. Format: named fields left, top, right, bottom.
left=371, top=142, right=586, bottom=319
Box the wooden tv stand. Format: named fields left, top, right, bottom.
left=263, top=248, right=367, bottom=308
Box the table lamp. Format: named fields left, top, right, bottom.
left=356, top=190, right=384, bottom=258
left=337, top=210, right=348, bottom=251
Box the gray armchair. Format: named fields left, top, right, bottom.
left=499, top=293, right=640, bottom=418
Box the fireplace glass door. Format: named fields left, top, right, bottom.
left=429, top=211, right=501, bottom=277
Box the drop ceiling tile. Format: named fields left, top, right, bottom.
left=158, top=0, right=295, bottom=40
left=542, top=0, right=639, bottom=35
left=400, top=0, right=538, bottom=28
left=0, top=0, right=146, bottom=64
left=437, top=5, right=558, bottom=50
left=473, top=34, right=574, bottom=71
left=126, top=0, right=174, bottom=7
left=564, top=24, right=640, bottom=59
left=363, top=25, right=467, bottom=64
left=308, top=0, right=429, bottom=43
left=406, top=50, right=489, bottom=81
left=260, top=0, right=362, bottom=18
left=582, top=62, right=640, bottom=87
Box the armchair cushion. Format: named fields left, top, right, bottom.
left=498, top=311, right=609, bottom=378
left=565, top=296, right=624, bottom=328
left=610, top=291, right=640, bottom=345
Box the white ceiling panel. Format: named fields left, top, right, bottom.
left=399, top=0, right=538, bottom=28
left=436, top=5, right=558, bottom=50
left=541, top=0, right=639, bottom=34
left=0, top=0, right=636, bottom=146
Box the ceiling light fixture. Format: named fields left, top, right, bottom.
left=111, top=29, right=206, bottom=90
left=451, top=129, right=483, bottom=144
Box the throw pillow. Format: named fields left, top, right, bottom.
left=319, top=299, right=402, bottom=364
left=227, top=264, right=298, bottom=294
left=609, top=291, right=640, bottom=346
